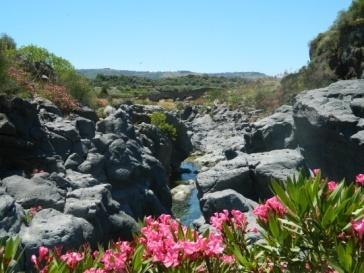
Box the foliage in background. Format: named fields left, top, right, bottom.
left=150, top=112, right=177, bottom=141
left=0, top=35, right=96, bottom=111
left=277, top=0, right=364, bottom=104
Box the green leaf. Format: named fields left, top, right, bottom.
left=337, top=243, right=352, bottom=272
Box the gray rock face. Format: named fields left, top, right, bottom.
left=0, top=193, right=24, bottom=239
left=64, top=184, right=118, bottom=220
left=244, top=105, right=296, bottom=153
left=293, top=80, right=364, bottom=180
left=200, top=189, right=257, bottom=221
left=75, top=117, right=95, bottom=139
left=77, top=152, right=105, bottom=179
left=20, top=209, right=94, bottom=264
left=64, top=153, right=84, bottom=170
left=138, top=123, right=173, bottom=174
left=187, top=106, right=247, bottom=166
left=1, top=175, right=65, bottom=210
left=0, top=96, right=181, bottom=265
left=196, top=149, right=306, bottom=202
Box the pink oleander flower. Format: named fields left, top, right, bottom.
left=60, top=252, right=84, bottom=269
left=28, top=205, right=43, bottom=217
left=265, top=196, right=287, bottom=217
left=210, top=210, right=229, bottom=231
left=253, top=204, right=270, bottom=222
left=355, top=173, right=364, bottom=186
left=38, top=246, right=49, bottom=261
left=312, top=168, right=321, bottom=176
left=352, top=218, right=364, bottom=239
left=31, top=254, right=39, bottom=268
left=230, top=209, right=247, bottom=229
left=210, top=209, right=247, bottom=232
left=253, top=196, right=287, bottom=222
left=327, top=181, right=337, bottom=192
left=221, top=255, right=235, bottom=265
left=83, top=269, right=106, bottom=273
left=140, top=214, right=225, bottom=268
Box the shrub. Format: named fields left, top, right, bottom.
left=150, top=112, right=177, bottom=140
left=59, top=70, right=96, bottom=107
left=23, top=171, right=364, bottom=273
left=17, top=45, right=74, bottom=76
left=0, top=34, right=16, bottom=51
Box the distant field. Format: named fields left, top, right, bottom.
left=77, top=68, right=268, bottom=80
left=90, top=72, right=281, bottom=113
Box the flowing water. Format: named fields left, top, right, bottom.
left=171, top=161, right=202, bottom=226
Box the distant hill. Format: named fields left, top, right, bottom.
left=77, top=68, right=268, bottom=80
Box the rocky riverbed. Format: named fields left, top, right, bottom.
left=1, top=79, right=364, bottom=267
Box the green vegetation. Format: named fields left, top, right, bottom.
left=8, top=172, right=364, bottom=272
left=0, top=34, right=96, bottom=111
left=277, top=0, right=364, bottom=103
left=150, top=112, right=177, bottom=140
left=91, top=73, right=280, bottom=113
left=78, top=68, right=267, bottom=80
left=0, top=236, right=22, bottom=273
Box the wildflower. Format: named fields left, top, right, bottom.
left=28, top=206, right=43, bottom=217
left=60, top=252, right=84, bottom=269
left=221, top=255, right=235, bottom=264
left=312, top=168, right=321, bottom=176
left=230, top=209, right=247, bottom=229
left=253, top=204, right=270, bottom=222
left=265, top=196, right=287, bottom=217
left=31, top=255, right=39, bottom=268
left=38, top=246, right=49, bottom=261
left=83, top=269, right=106, bottom=273
left=210, top=210, right=229, bottom=231
left=327, top=181, right=337, bottom=192
left=253, top=196, right=287, bottom=222
left=355, top=173, right=364, bottom=186
left=352, top=218, right=364, bottom=239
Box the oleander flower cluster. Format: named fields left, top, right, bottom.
left=24, top=171, right=364, bottom=273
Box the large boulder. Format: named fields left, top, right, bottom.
left=20, top=209, right=94, bottom=265
left=200, top=189, right=257, bottom=221
left=64, top=184, right=137, bottom=242
left=196, top=149, right=307, bottom=202
left=1, top=175, right=66, bottom=210
left=293, top=80, right=364, bottom=180
left=196, top=156, right=253, bottom=199
left=244, top=105, right=296, bottom=153
left=250, top=149, right=307, bottom=200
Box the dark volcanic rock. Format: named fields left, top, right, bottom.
left=20, top=209, right=94, bottom=266
left=196, top=149, right=306, bottom=202
left=293, top=80, right=364, bottom=180
left=200, top=189, right=257, bottom=221
left=1, top=175, right=66, bottom=210
left=0, top=96, right=186, bottom=268
left=244, top=105, right=296, bottom=153
left=0, top=192, right=24, bottom=239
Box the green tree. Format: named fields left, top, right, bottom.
left=0, top=34, right=16, bottom=51
left=17, top=45, right=74, bottom=75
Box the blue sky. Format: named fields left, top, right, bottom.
left=1, top=0, right=352, bottom=75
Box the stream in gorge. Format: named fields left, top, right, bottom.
left=171, top=161, right=202, bottom=226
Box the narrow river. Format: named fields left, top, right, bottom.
left=171, top=161, right=202, bottom=226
